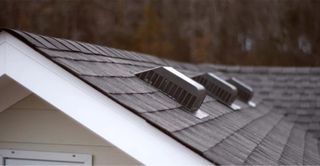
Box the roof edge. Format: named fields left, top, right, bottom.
left=0, top=30, right=213, bottom=165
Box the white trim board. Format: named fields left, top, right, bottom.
left=0, top=149, right=92, bottom=165
left=0, top=38, right=6, bottom=76
left=0, top=32, right=212, bottom=166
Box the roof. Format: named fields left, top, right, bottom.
left=3, top=29, right=320, bottom=165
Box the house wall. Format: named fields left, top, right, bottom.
left=0, top=94, right=142, bottom=165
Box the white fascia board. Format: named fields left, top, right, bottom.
left=0, top=39, right=32, bottom=112
left=0, top=36, right=6, bottom=76
left=0, top=32, right=212, bottom=166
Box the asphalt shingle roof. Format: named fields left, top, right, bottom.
left=3, top=29, right=320, bottom=165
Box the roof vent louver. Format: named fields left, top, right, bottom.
left=227, top=77, right=256, bottom=107
left=136, top=66, right=208, bottom=119
left=192, top=73, right=241, bottom=110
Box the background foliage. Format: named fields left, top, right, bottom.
left=1, top=0, right=320, bottom=66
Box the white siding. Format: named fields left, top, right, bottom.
left=0, top=94, right=141, bottom=166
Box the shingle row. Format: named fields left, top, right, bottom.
left=203, top=112, right=283, bottom=165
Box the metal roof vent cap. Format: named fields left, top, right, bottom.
left=227, top=77, right=256, bottom=107
left=135, top=66, right=208, bottom=119
left=192, top=73, right=241, bottom=110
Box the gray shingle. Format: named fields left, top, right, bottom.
left=12, top=30, right=46, bottom=48
left=303, top=132, right=320, bottom=165
left=65, top=40, right=92, bottom=54
left=203, top=111, right=280, bottom=165
left=54, top=38, right=81, bottom=51
left=25, top=32, right=57, bottom=49
left=142, top=108, right=204, bottom=132
left=53, top=58, right=147, bottom=77
left=278, top=125, right=305, bottom=165
left=173, top=106, right=267, bottom=152
left=78, top=42, right=102, bottom=55
left=82, top=76, right=157, bottom=94
left=244, top=116, right=296, bottom=165
left=41, top=36, right=70, bottom=50
left=111, top=92, right=182, bottom=113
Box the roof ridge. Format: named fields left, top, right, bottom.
left=1, top=28, right=168, bottom=66
left=48, top=52, right=159, bottom=68
left=200, top=64, right=320, bottom=75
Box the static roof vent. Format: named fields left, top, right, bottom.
left=227, top=77, right=256, bottom=107
left=136, top=66, right=208, bottom=118
left=193, top=73, right=240, bottom=110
